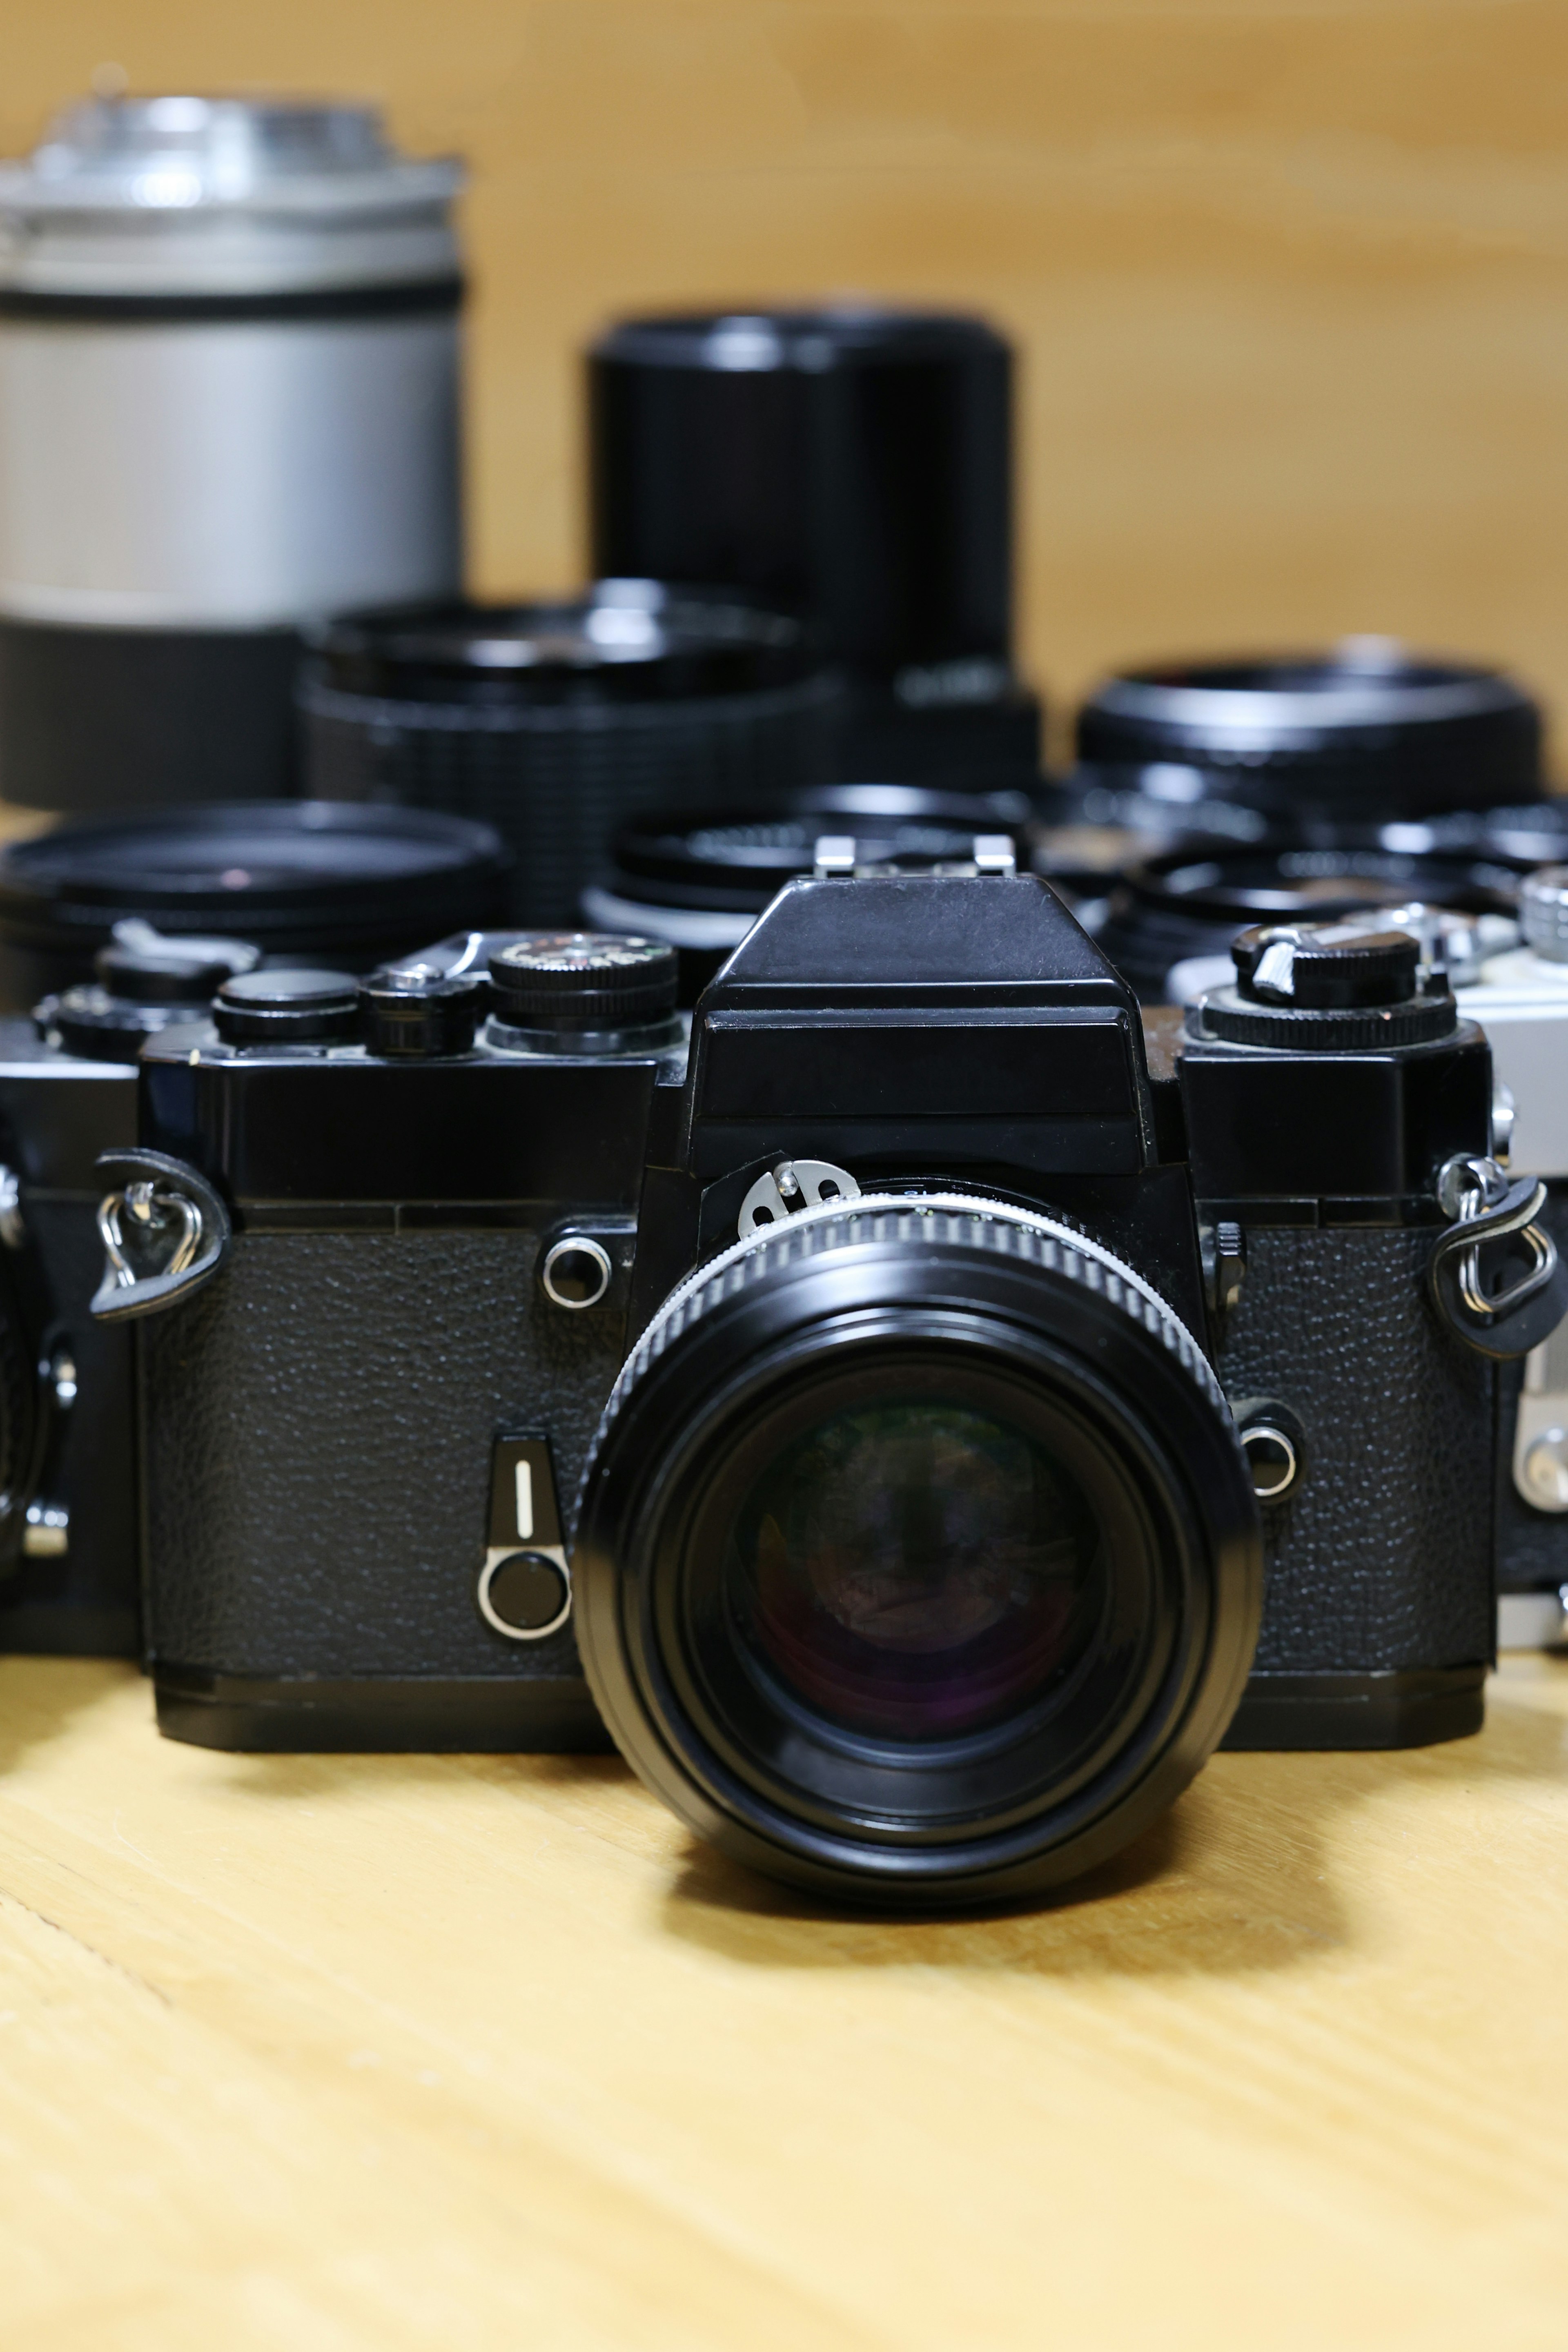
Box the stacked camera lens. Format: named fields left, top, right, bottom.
left=0, top=800, right=511, bottom=1009
left=1094, top=842, right=1528, bottom=1005
left=299, top=582, right=845, bottom=927
left=1057, top=641, right=1548, bottom=999
left=0, top=94, right=464, bottom=808
left=588, top=307, right=1040, bottom=790
left=582, top=783, right=1037, bottom=1000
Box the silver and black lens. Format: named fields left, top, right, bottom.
left=574, top=1197, right=1261, bottom=1908
left=0, top=94, right=463, bottom=808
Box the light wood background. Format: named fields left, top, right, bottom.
left=4, top=0, right=1568, bottom=757
left=1, top=1651, right=1566, bottom=2349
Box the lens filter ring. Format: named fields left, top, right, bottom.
left=574, top=1194, right=1263, bottom=1907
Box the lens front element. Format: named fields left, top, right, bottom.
left=575, top=1196, right=1263, bottom=1906
left=727, top=1391, right=1099, bottom=1743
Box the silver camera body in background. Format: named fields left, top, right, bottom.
left=1452, top=869, right=1568, bottom=1648
left=0, top=95, right=464, bottom=808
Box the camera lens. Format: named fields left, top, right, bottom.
left=575, top=1196, right=1261, bottom=1907
left=722, top=1389, right=1103, bottom=1743
left=300, top=582, right=845, bottom=928
left=1026, top=772, right=1274, bottom=920
left=1096, top=842, right=1526, bottom=1004
left=0, top=800, right=510, bottom=1009
left=584, top=784, right=1037, bottom=1002
left=588, top=309, right=1040, bottom=790
left=0, top=96, right=463, bottom=809
left=1077, top=644, right=1543, bottom=823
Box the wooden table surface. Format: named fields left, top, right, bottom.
left=0, top=1652, right=1564, bottom=2350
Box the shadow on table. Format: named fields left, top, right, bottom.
left=654, top=1692, right=1568, bottom=1982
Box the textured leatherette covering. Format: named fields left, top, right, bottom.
left=1217, top=1225, right=1494, bottom=1672
left=141, top=1228, right=622, bottom=1682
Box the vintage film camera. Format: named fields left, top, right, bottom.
left=0, top=803, right=509, bottom=1657
left=107, top=853, right=1553, bottom=1904
left=1446, top=870, right=1568, bottom=1647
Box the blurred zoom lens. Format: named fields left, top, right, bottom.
left=0, top=95, right=464, bottom=808
left=589, top=308, right=1041, bottom=791
left=575, top=1197, right=1262, bottom=1907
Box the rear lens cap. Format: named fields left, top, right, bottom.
left=213, top=968, right=361, bottom=1045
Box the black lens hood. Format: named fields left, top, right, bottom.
left=574, top=1197, right=1262, bottom=1908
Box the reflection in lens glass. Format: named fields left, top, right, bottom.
left=724, top=1396, right=1103, bottom=1742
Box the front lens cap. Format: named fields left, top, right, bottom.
left=213, top=968, right=360, bottom=1045
left=488, top=932, right=678, bottom=1031
left=360, top=969, right=487, bottom=1058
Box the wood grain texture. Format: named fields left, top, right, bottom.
left=0, top=1652, right=1564, bottom=2348
left=2, top=2, right=1567, bottom=755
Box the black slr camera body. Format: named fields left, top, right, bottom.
left=0, top=928, right=265, bottom=1654
left=122, top=865, right=1533, bottom=1903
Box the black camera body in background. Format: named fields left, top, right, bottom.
left=0, top=1020, right=142, bottom=1653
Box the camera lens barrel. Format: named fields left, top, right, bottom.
left=1077, top=645, right=1543, bottom=822
left=300, top=584, right=845, bottom=928
left=0, top=800, right=511, bottom=1010
left=588, top=309, right=1040, bottom=789
left=575, top=1194, right=1263, bottom=1907
left=0, top=95, right=465, bottom=808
